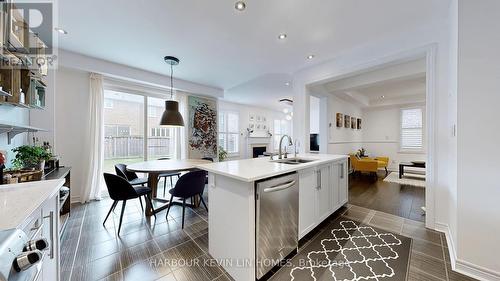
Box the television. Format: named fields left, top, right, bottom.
left=310, top=134, right=319, bottom=152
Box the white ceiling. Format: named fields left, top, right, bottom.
left=316, top=58, right=426, bottom=108
left=58, top=0, right=449, bottom=110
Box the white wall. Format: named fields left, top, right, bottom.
left=53, top=67, right=91, bottom=203
left=309, top=96, right=320, bottom=134
left=218, top=100, right=291, bottom=159
left=363, top=106, right=426, bottom=171
left=0, top=107, right=29, bottom=168
left=456, top=0, right=500, bottom=276
left=327, top=95, right=363, bottom=154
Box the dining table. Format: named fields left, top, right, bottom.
left=127, top=159, right=211, bottom=216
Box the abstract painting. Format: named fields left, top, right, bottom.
left=188, top=96, right=217, bottom=158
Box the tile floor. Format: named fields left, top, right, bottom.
left=61, top=191, right=476, bottom=281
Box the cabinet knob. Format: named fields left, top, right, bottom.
left=24, top=238, right=49, bottom=252
left=13, top=250, right=43, bottom=272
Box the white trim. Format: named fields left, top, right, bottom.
left=435, top=223, right=500, bottom=281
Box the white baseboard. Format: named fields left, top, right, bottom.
left=435, top=222, right=500, bottom=281
left=70, top=196, right=81, bottom=204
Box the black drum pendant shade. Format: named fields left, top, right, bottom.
left=160, top=100, right=184, bottom=127
left=160, top=56, right=185, bottom=127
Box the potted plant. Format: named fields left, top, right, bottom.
left=218, top=145, right=228, bottom=162
left=12, top=145, right=52, bottom=171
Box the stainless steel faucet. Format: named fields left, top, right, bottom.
left=294, top=139, right=300, bottom=158
left=278, top=135, right=293, bottom=159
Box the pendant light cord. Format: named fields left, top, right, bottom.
left=170, top=63, right=174, bottom=99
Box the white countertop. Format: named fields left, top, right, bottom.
left=0, top=179, right=64, bottom=230
left=196, top=153, right=347, bottom=182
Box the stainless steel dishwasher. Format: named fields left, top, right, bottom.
left=256, top=172, right=299, bottom=279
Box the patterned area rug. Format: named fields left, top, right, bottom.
left=270, top=218, right=412, bottom=281
left=383, top=172, right=426, bottom=188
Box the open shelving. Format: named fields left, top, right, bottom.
left=0, top=121, right=47, bottom=144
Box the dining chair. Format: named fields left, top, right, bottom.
left=115, top=163, right=149, bottom=211
left=157, top=157, right=181, bottom=197
left=115, top=164, right=148, bottom=186
left=165, top=170, right=208, bottom=228
left=103, top=173, right=156, bottom=235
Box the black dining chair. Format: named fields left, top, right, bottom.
left=165, top=170, right=208, bottom=229
left=103, top=173, right=156, bottom=235
left=157, top=157, right=181, bottom=197
left=115, top=164, right=148, bottom=186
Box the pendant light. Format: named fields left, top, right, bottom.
left=160, top=56, right=185, bottom=127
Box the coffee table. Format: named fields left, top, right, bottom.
left=399, top=161, right=426, bottom=179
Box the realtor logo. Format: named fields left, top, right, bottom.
left=1, top=1, right=57, bottom=69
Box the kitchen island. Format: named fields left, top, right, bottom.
left=196, top=154, right=348, bottom=281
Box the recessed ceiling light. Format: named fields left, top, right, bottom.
left=284, top=82, right=290, bottom=86
left=54, top=27, right=67, bottom=34
left=278, top=33, right=287, bottom=40
left=285, top=115, right=292, bottom=121
left=235, top=1, right=246, bottom=11
left=283, top=108, right=289, bottom=114
left=307, top=54, right=315, bottom=60
left=381, top=95, right=385, bottom=99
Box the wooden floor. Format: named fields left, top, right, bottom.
left=348, top=171, right=426, bottom=222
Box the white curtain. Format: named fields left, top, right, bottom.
left=81, top=73, right=104, bottom=202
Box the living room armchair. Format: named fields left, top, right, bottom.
left=350, top=154, right=378, bottom=174
left=349, top=154, right=389, bottom=175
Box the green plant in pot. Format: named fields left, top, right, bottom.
left=218, top=145, right=228, bottom=162
left=12, top=145, right=52, bottom=171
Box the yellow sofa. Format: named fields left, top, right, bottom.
left=349, top=154, right=389, bottom=175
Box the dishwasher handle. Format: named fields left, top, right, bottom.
left=263, top=180, right=296, bottom=193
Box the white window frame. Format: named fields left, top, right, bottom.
left=399, top=107, right=425, bottom=153
left=219, top=111, right=240, bottom=156
left=273, top=119, right=290, bottom=152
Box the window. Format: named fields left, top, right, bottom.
left=148, top=106, right=158, bottom=118
left=400, top=108, right=423, bottom=151
left=103, top=91, right=145, bottom=174
left=218, top=111, right=239, bottom=154
left=274, top=119, right=290, bottom=151
left=104, top=99, right=114, bottom=109
left=103, top=90, right=182, bottom=175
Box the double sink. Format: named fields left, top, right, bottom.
left=271, top=157, right=317, bottom=165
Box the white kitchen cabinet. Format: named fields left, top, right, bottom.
left=338, top=159, right=348, bottom=206
left=329, top=161, right=340, bottom=211
left=330, top=159, right=348, bottom=209
left=299, top=159, right=349, bottom=239
left=298, top=167, right=318, bottom=238
left=41, top=192, right=60, bottom=281
left=317, top=165, right=332, bottom=222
